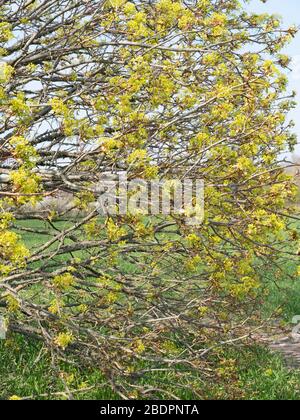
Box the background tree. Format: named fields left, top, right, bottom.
left=0, top=0, right=299, bottom=398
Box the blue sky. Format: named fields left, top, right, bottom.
left=247, top=0, right=300, bottom=154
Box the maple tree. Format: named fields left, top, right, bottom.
left=0, top=0, right=299, bottom=398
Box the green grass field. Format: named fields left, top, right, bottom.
left=1, top=219, right=300, bottom=400
left=1, top=334, right=300, bottom=400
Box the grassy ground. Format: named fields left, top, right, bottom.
left=264, top=274, right=300, bottom=322
left=1, top=334, right=300, bottom=400
left=0, top=335, right=117, bottom=400
left=1, top=219, right=300, bottom=400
